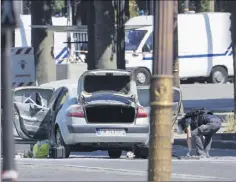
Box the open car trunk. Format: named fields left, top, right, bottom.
left=82, top=72, right=136, bottom=124
left=85, top=105, right=136, bottom=124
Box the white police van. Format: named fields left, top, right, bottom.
left=125, top=13, right=233, bottom=85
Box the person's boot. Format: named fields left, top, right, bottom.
left=205, top=150, right=210, bottom=158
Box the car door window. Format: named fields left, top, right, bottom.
left=14, top=88, right=53, bottom=107
left=53, top=88, right=69, bottom=113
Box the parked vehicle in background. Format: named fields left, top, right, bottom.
left=125, top=13, right=233, bottom=85
left=12, top=70, right=150, bottom=159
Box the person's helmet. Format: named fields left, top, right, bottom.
left=177, top=117, right=192, bottom=134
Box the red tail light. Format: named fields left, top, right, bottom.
left=66, top=105, right=84, bottom=118
left=137, top=106, right=148, bottom=118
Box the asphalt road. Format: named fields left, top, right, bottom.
left=16, top=145, right=236, bottom=181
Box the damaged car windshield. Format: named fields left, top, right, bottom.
left=83, top=75, right=130, bottom=94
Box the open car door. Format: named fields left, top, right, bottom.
left=172, top=87, right=182, bottom=127
left=137, top=86, right=182, bottom=124
left=13, top=87, right=54, bottom=141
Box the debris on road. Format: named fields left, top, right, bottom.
left=126, top=151, right=136, bottom=159
left=32, top=140, right=50, bottom=158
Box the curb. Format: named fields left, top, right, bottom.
left=174, top=139, right=236, bottom=150
left=184, top=108, right=233, bottom=113
left=213, top=133, right=236, bottom=141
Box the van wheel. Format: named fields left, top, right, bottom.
left=55, top=128, right=71, bottom=158
left=108, top=149, right=122, bottom=159
left=134, top=68, right=151, bottom=86
left=210, top=67, right=228, bottom=84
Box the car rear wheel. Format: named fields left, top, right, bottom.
left=55, top=128, right=71, bottom=158
left=108, top=149, right=122, bottom=159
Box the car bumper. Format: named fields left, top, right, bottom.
left=65, top=124, right=149, bottom=145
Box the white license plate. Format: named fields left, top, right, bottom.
left=97, top=129, right=126, bottom=136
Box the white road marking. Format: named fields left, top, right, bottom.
left=55, top=164, right=236, bottom=180
left=17, top=161, right=236, bottom=181
left=15, top=155, right=236, bottom=164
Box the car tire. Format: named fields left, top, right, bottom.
left=55, top=128, right=71, bottom=158
left=134, top=147, right=148, bottom=159
left=210, top=66, right=228, bottom=84
left=134, top=68, right=151, bottom=86
left=108, top=149, right=122, bottom=159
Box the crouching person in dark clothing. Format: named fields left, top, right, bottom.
left=177, top=109, right=222, bottom=158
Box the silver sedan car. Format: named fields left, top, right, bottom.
left=13, top=70, right=150, bottom=158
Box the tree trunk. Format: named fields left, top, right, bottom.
left=116, top=0, right=125, bottom=69
left=209, top=0, right=215, bottom=12
left=87, top=0, right=96, bottom=70
left=31, top=0, right=56, bottom=85
left=135, top=0, right=148, bottom=14
left=94, top=1, right=116, bottom=69
left=124, top=0, right=130, bottom=20
left=75, top=1, right=87, bottom=25
left=229, top=1, right=236, bottom=120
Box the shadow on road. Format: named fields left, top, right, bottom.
left=173, top=144, right=236, bottom=158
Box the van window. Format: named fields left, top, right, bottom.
left=144, top=32, right=153, bottom=51
left=125, top=30, right=147, bottom=51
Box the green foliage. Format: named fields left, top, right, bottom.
left=198, top=0, right=210, bottom=12
left=53, top=0, right=65, bottom=13
left=129, top=0, right=139, bottom=18
left=178, top=0, right=227, bottom=13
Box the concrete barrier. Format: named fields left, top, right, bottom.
left=56, top=63, right=87, bottom=80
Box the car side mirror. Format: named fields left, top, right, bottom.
left=132, top=51, right=139, bottom=57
